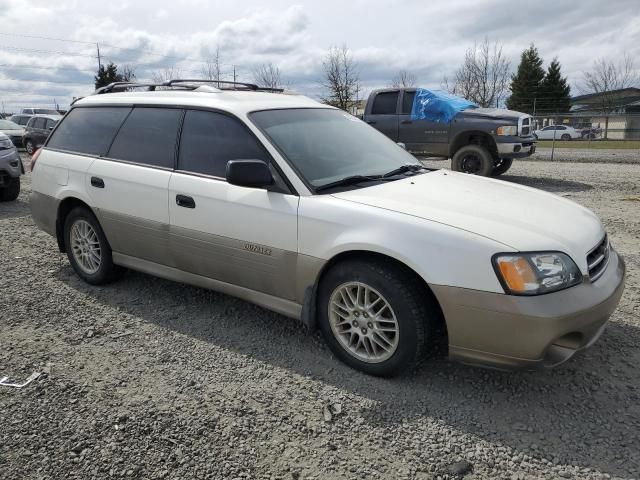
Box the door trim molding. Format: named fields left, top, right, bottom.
left=112, top=252, right=303, bottom=320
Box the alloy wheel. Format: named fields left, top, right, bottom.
left=70, top=219, right=102, bottom=274
left=328, top=281, right=399, bottom=363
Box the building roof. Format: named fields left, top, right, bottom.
left=570, top=87, right=640, bottom=104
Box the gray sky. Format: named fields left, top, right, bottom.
left=0, top=0, right=639, bottom=111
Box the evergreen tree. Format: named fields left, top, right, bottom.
left=94, top=62, right=122, bottom=89
left=538, top=58, right=571, bottom=114
left=506, top=44, right=545, bottom=113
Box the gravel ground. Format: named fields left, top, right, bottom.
left=530, top=148, right=640, bottom=164
left=1, top=156, right=639, bottom=480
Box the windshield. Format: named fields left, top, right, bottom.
left=34, top=109, right=60, bottom=115
left=0, top=120, right=21, bottom=129
left=250, top=108, right=420, bottom=188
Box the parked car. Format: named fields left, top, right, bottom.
left=533, top=125, right=582, bottom=140
left=0, top=119, right=26, bottom=147
left=0, top=132, right=23, bottom=201
left=363, top=88, right=536, bottom=176
left=30, top=81, right=625, bottom=376
left=20, top=107, right=61, bottom=115
left=9, top=114, right=32, bottom=126
left=23, top=114, right=60, bottom=155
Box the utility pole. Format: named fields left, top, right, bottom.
left=96, top=43, right=102, bottom=71
left=233, top=65, right=237, bottom=83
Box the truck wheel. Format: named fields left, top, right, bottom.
left=452, top=145, right=494, bottom=176
left=491, top=158, right=513, bottom=176
left=0, top=177, right=20, bottom=202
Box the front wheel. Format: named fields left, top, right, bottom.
left=63, top=207, right=123, bottom=285
left=0, top=177, right=20, bottom=201
left=561, top=134, right=571, bottom=141
left=318, top=258, right=439, bottom=377
left=491, top=158, right=513, bottom=176
left=24, top=139, right=35, bottom=155
left=451, top=145, right=494, bottom=176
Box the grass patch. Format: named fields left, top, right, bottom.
left=536, top=140, right=640, bottom=149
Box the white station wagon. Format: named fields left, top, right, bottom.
left=30, top=81, right=625, bottom=376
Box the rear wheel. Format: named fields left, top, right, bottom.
left=318, top=258, right=439, bottom=377
left=24, top=139, right=35, bottom=155
left=63, top=206, right=123, bottom=285
left=491, top=158, right=513, bottom=176
left=451, top=145, right=494, bottom=176
left=0, top=177, right=20, bottom=201
left=561, top=134, right=571, bottom=141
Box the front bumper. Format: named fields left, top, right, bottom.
left=496, top=141, right=536, bottom=159
left=432, top=249, right=625, bottom=370
left=0, top=147, right=23, bottom=181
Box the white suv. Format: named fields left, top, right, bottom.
left=30, top=81, right=625, bottom=376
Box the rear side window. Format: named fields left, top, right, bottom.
left=401, top=91, right=416, bottom=115
left=47, top=107, right=131, bottom=155
left=107, top=107, right=182, bottom=168
left=371, top=91, right=399, bottom=115
left=44, top=118, right=57, bottom=129
left=32, top=118, right=45, bottom=129
left=178, top=110, right=267, bottom=178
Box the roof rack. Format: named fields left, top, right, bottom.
left=95, top=79, right=284, bottom=95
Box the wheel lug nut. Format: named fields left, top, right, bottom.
left=354, top=312, right=359, bottom=317
left=352, top=320, right=359, bottom=327
left=361, top=327, right=367, bottom=334
left=363, top=313, right=368, bottom=318
left=368, top=322, right=373, bottom=328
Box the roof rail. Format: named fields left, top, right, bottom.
left=94, top=79, right=284, bottom=95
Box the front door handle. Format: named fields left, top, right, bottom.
left=366, top=120, right=377, bottom=125
left=401, top=120, right=412, bottom=124
left=90, top=176, right=104, bottom=188
left=176, top=194, right=196, bottom=209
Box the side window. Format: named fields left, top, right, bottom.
left=33, top=118, right=46, bottom=129
left=107, top=107, right=182, bottom=168
left=401, top=91, right=416, bottom=115
left=179, top=110, right=268, bottom=178
left=371, top=91, right=399, bottom=115
left=47, top=107, right=131, bottom=155
left=556, top=126, right=566, bottom=130
left=44, top=119, right=57, bottom=129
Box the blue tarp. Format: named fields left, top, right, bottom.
left=410, top=89, right=478, bottom=123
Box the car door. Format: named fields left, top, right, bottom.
left=365, top=91, right=399, bottom=141
left=169, top=109, right=299, bottom=301
left=398, top=90, right=450, bottom=156
left=84, top=106, right=181, bottom=265
left=30, top=117, right=46, bottom=146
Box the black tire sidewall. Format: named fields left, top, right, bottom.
left=25, top=140, right=34, bottom=155
left=561, top=134, right=571, bottom=141
left=64, top=207, right=118, bottom=285
left=317, top=260, right=425, bottom=377
left=0, top=177, right=20, bottom=201
left=491, top=158, right=513, bottom=176
left=452, top=145, right=494, bottom=176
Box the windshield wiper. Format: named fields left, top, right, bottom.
left=382, top=163, right=427, bottom=178
left=315, top=175, right=384, bottom=192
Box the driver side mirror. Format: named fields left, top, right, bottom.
left=397, top=142, right=406, bottom=150
left=226, top=160, right=273, bottom=188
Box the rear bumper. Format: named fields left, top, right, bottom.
left=30, top=191, right=59, bottom=237
left=432, top=249, right=625, bottom=370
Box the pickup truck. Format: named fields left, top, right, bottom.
left=363, top=88, right=536, bottom=176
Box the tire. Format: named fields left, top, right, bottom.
left=561, top=134, right=571, bottom=141
left=490, top=158, right=513, bottom=177
left=0, top=177, right=20, bottom=202
left=533, top=133, right=538, bottom=140
left=451, top=145, right=494, bottom=176
left=63, top=206, right=123, bottom=285
left=317, top=258, right=439, bottom=377
left=24, top=139, right=35, bottom=155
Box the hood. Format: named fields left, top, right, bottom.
left=1, top=128, right=25, bottom=135
left=460, top=107, right=526, bottom=121
left=331, top=171, right=603, bottom=271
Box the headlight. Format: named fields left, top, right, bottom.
left=493, top=252, right=582, bottom=295
left=496, top=125, right=518, bottom=136
left=0, top=138, right=13, bottom=149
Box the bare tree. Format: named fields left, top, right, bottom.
left=201, top=46, right=223, bottom=85
left=390, top=70, right=417, bottom=88
left=582, top=53, right=639, bottom=138
left=121, top=64, right=136, bottom=82
left=252, top=63, right=284, bottom=89
left=151, top=66, right=182, bottom=83
left=445, top=38, right=510, bottom=107
left=321, top=45, right=361, bottom=112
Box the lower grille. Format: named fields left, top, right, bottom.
left=587, top=235, right=609, bottom=281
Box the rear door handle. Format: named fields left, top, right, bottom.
left=90, top=176, right=104, bottom=188
left=176, top=194, right=196, bottom=209
left=401, top=120, right=412, bottom=124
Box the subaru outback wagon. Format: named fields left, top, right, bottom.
left=30, top=81, right=625, bottom=376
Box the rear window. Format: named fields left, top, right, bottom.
left=107, top=107, right=182, bottom=169
left=401, top=91, right=416, bottom=115
left=47, top=107, right=131, bottom=156
left=371, top=91, right=399, bottom=115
